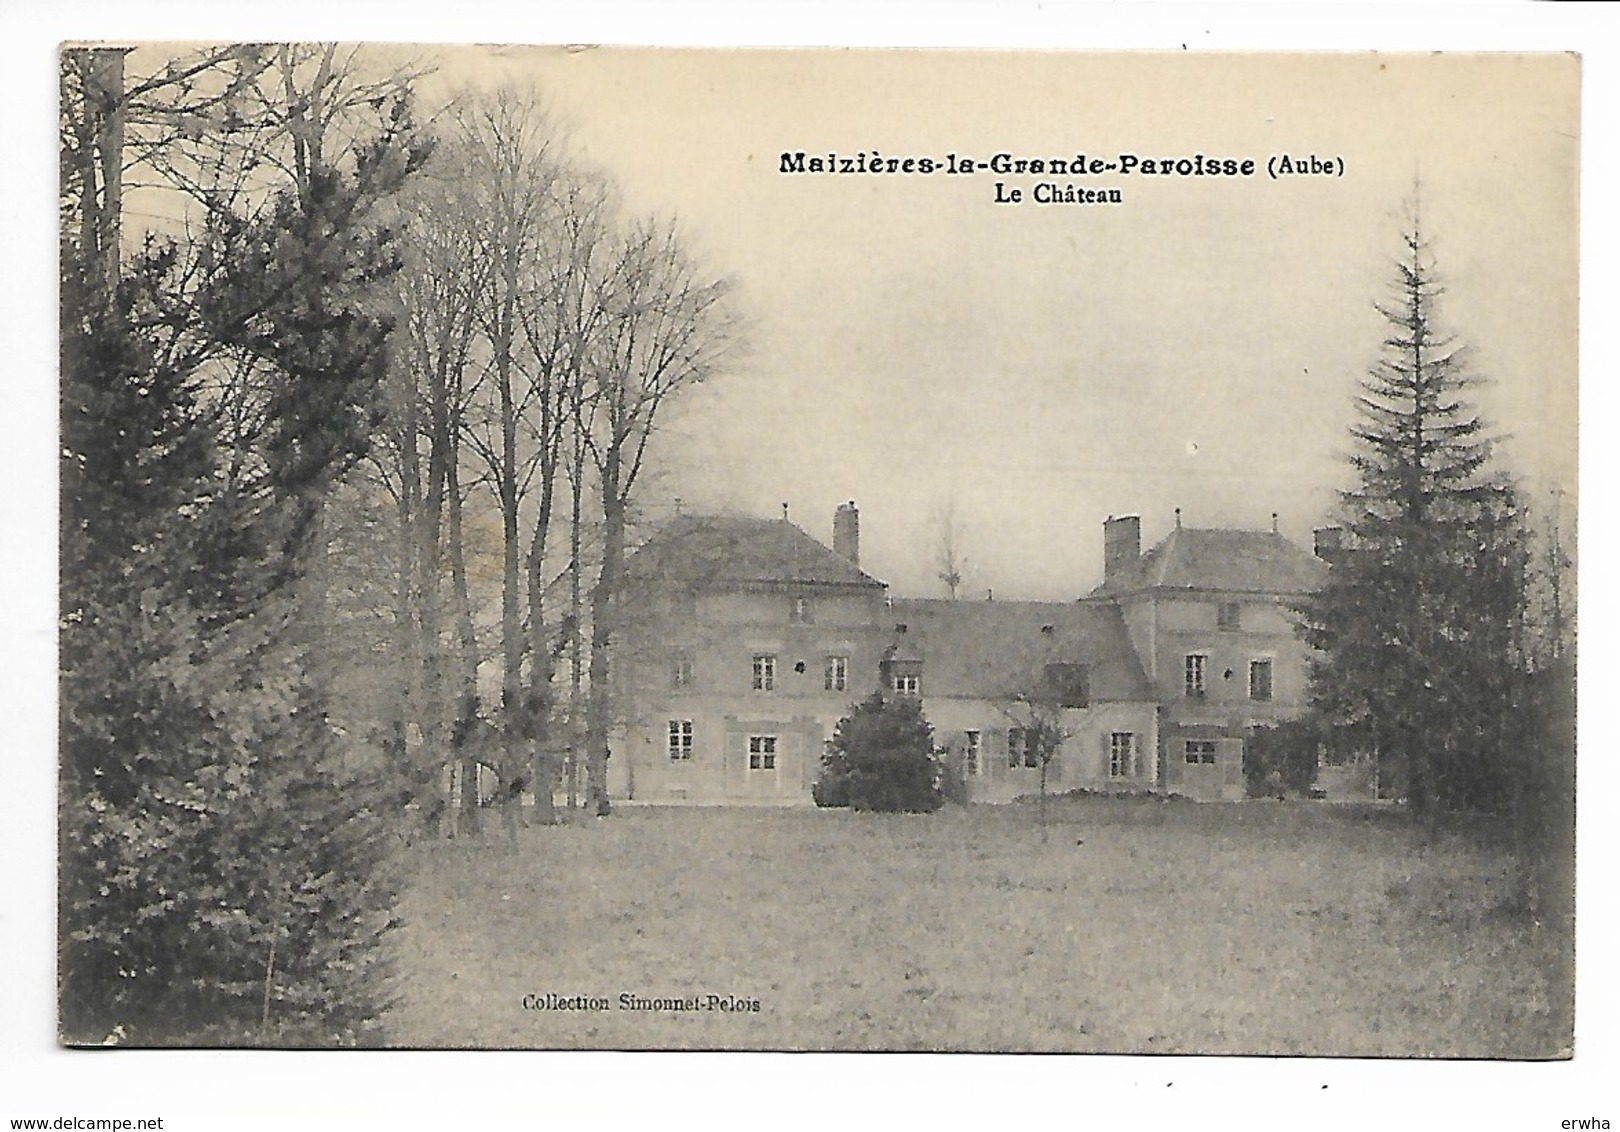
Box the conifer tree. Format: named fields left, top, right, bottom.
left=813, top=693, right=943, bottom=813
left=1303, top=213, right=1530, bottom=815
left=59, top=47, right=425, bottom=1045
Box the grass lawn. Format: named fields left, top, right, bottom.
left=386, top=796, right=1572, bottom=1055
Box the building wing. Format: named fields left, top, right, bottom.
left=888, top=598, right=1156, bottom=704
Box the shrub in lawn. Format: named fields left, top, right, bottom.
left=815, top=693, right=943, bottom=813
left=810, top=763, right=850, bottom=808
left=1243, top=719, right=1319, bottom=798
left=937, top=747, right=971, bottom=806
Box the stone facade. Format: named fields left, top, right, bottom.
left=1089, top=514, right=1329, bottom=800
left=607, top=512, right=891, bottom=804
left=610, top=506, right=1327, bottom=806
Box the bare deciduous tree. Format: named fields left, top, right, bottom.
left=374, top=140, right=492, bottom=834
left=580, top=219, right=739, bottom=815
left=1001, top=697, right=1071, bottom=838
left=453, top=90, right=566, bottom=827
left=932, top=498, right=968, bottom=600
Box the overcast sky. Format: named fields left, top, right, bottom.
left=415, top=48, right=1579, bottom=601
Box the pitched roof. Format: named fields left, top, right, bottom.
left=626, top=514, right=885, bottom=590
left=1093, top=526, right=1327, bottom=597
left=888, top=598, right=1155, bottom=703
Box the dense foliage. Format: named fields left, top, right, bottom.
left=1242, top=720, right=1320, bottom=799
left=814, top=694, right=943, bottom=813
left=59, top=49, right=424, bottom=1044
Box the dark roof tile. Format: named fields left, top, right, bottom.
left=627, top=515, right=885, bottom=590
left=1093, top=527, right=1326, bottom=596
left=889, top=598, right=1155, bottom=703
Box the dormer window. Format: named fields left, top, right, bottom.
left=1041, top=662, right=1089, bottom=709
left=884, top=657, right=923, bottom=697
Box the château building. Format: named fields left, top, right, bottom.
left=607, top=503, right=1329, bottom=804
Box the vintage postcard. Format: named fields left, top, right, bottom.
left=57, top=45, right=1577, bottom=1056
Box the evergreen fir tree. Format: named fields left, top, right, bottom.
left=1303, top=213, right=1530, bottom=814
left=59, top=55, right=423, bottom=1044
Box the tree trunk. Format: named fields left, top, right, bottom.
left=416, top=342, right=458, bottom=823
left=567, top=442, right=585, bottom=811
left=66, top=49, right=127, bottom=300
left=70, top=55, right=105, bottom=293
left=526, top=478, right=559, bottom=827
left=446, top=427, right=481, bottom=838
left=393, top=357, right=444, bottom=833
left=1039, top=759, right=1048, bottom=839
left=1402, top=717, right=1430, bottom=819
left=94, top=52, right=125, bottom=288
left=494, top=291, right=526, bottom=831
left=584, top=467, right=624, bottom=817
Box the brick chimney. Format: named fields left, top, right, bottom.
left=834, top=501, right=860, bottom=567
left=1103, top=515, right=1141, bottom=585
left=1313, top=526, right=1345, bottom=561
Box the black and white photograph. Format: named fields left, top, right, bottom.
left=12, top=7, right=1613, bottom=1125
left=53, top=41, right=1579, bottom=1057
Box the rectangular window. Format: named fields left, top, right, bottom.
left=668, top=720, right=693, bottom=761
left=790, top=596, right=813, bottom=624
left=1110, top=732, right=1136, bottom=778
left=824, top=655, right=849, bottom=692
left=752, top=654, right=776, bottom=692
left=964, top=730, right=982, bottom=776
left=1218, top=602, right=1242, bottom=631
left=1185, top=739, right=1217, bottom=765
left=893, top=673, right=921, bottom=697
left=1249, top=659, right=1274, bottom=702
left=1184, top=654, right=1207, bottom=698
left=1008, top=726, right=1039, bottom=768
left=748, top=735, right=777, bottom=771
left=670, top=653, right=693, bottom=689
